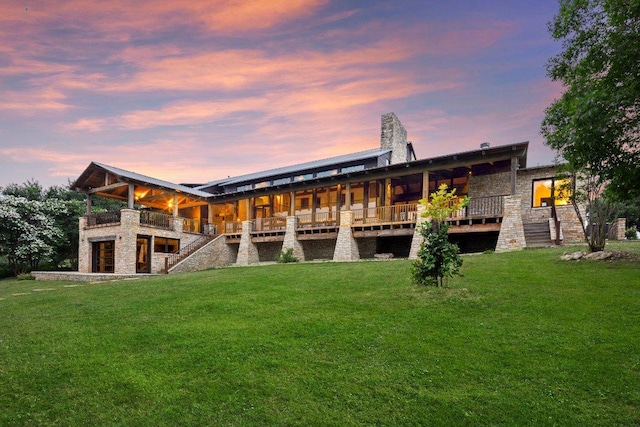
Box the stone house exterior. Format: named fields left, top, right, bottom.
left=72, top=113, right=596, bottom=276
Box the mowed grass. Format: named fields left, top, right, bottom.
left=1, top=242, right=639, bottom=426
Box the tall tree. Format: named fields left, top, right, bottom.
left=0, top=196, right=67, bottom=275
left=542, top=0, right=640, bottom=250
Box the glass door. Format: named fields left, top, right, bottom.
left=136, top=236, right=151, bottom=273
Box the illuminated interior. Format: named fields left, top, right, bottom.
left=532, top=178, right=572, bottom=207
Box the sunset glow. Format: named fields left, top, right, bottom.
left=0, top=0, right=563, bottom=188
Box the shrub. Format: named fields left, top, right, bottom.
left=411, top=184, right=467, bottom=287
left=625, top=227, right=638, bottom=240
left=277, top=248, right=299, bottom=263
left=411, top=223, right=463, bottom=287
left=17, top=273, right=35, bottom=281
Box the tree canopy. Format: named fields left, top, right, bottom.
left=542, top=0, right=640, bottom=201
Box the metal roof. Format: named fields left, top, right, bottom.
left=195, top=148, right=391, bottom=189
left=74, top=162, right=212, bottom=199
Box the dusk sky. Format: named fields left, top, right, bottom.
left=0, top=0, right=564, bottom=190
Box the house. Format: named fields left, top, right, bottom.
left=71, top=113, right=589, bottom=276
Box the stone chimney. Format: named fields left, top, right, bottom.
left=380, top=112, right=408, bottom=165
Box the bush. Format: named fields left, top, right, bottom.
left=0, top=266, right=13, bottom=280
left=277, top=248, right=299, bottom=263
left=625, top=227, right=638, bottom=240
left=17, top=273, right=35, bottom=281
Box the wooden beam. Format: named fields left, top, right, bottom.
left=448, top=223, right=501, bottom=233
left=511, top=157, right=518, bottom=195
left=88, top=182, right=129, bottom=194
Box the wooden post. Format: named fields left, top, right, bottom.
left=422, top=171, right=430, bottom=200
left=86, top=193, right=92, bottom=215
left=173, top=194, right=179, bottom=217
left=511, top=157, right=518, bottom=195
left=128, top=183, right=135, bottom=209
left=345, top=183, right=351, bottom=210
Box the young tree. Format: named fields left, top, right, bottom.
left=0, top=196, right=67, bottom=275
left=411, top=184, right=468, bottom=287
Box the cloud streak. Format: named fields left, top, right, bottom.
left=0, top=0, right=562, bottom=188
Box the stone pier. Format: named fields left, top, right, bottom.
left=282, top=216, right=305, bottom=261
left=495, top=195, right=526, bottom=252
left=333, top=211, right=360, bottom=261
left=236, top=220, right=259, bottom=265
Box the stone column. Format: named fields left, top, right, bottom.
left=172, top=215, right=184, bottom=233
left=282, top=216, right=305, bottom=261
left=236, top=220, right=259, bottom=265
left=408, top=203, right=428, bottom=259
left=117, top=209, right=140, bottom=274
left=495, top=195, right=526, bottom=252
left=333, top=211, right=359, bottom=261
left=77, top=216, right=89, bottom=272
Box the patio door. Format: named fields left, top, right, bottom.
left=92, top=240, right=115, bottom=273
left=136, top=235, right=151, bottom=273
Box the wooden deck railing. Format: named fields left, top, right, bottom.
left=252, top=216, right=287, bottom=232
left=140, top=211, right=173, bottom=230
left=219, top=197, right=504, bottom=234
left=86, top=210, right=121, bottom=227
left=224, top=221, right=243, bottom=234
left=296, top=211, right=338, bottom=228
left=181, top=218, right=208, bottom=234
left=451, top=195, right=504, bottom=219
left=353, top=204, right=418, bottom=225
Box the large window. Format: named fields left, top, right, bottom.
left=154, top=237, right=180, bottom=253
left=532, top=178, right=572, bottom=207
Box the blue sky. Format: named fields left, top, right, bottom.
left=0, top=0, right=564, bottom=189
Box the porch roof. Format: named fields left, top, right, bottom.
left=73, top=162, right=212, bottom=199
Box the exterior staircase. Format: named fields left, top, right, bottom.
left=163, top=234, right=217, bottom=273
left=523, top=222, right=552, bottom=248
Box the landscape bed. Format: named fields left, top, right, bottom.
left=1, top=242, right=639, bottom=426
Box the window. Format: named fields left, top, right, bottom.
left=154, top=237, right=180, bottom=253
left=341, top=165, right=364, bottom=174
left=273, top=177, right=291, bottom=185
left=532, top=178, right=572, bottom=207
left=317, top=169, right=338, bottom=178
left=237, top=184, right=252, bottom=192
left=296, top=173, right=313, bottom=182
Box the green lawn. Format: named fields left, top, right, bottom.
left=1, top=242, right=639, bottom=426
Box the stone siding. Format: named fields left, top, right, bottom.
left=301, top=239, right=336, bottom=260
left=517, top=166, right=585, bottom=243
left=468, top=172, right=510, bottom=198
left=380, top=113, right=408, bottom=164
left=495, top=195, right=526, bottom=252
left=608, top=218, right=626, bottom=240
left=282, top=216, right=305, bottom=261
left=333, top=211, right=360, bottom=261
left=78, top=209, right=203, bottom=274
left=356, top=237, right=377, bottom=258
left=236, top=220, right=259, bottom=265
left=408, top=204, right=427, bottom=259
left=258, top=242, right=284, bottom=262
left=169, top=235, right=236, bottom=274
